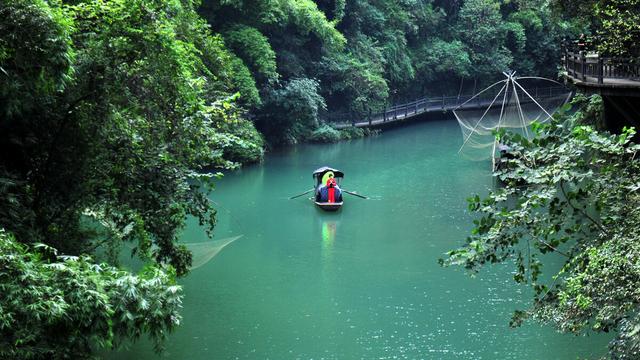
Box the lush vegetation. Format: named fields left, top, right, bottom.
left=444, top=95, right=640, bottom=358
left=0, top=0, right=260, bottom=357
left=0, top=230, right=182, bottom=358
left=442, top=1, right=640, bottom=357
left=552, top=0, right=640, bottom=56
left=2, top=0, right=639, bottom=358
left=198, top=0, right=576, bottom=144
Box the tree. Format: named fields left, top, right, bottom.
left=223, top=24, right=279, bottom=84
left=0, top=0, right=265, bottom=274
left=412, top=39, right=471, bottom=94
left=443, top=96, right=640, bottom=359
left=0, top=0, right=263, bottom=355
left=551, top=0, right=640, bottom=57
left=317, top=48, right=389, bottom=115
left=196, top=0, right=567, bottom=137
left=507, top=7, right=565, bottom=79
left=457, top=0, right=513, bottom=80
left=0, top=229, right=182, bottom=359
left=0, top=0, right=73, bottom=118
left=256, top=78, right=326, bottom=144
left=595, top=0, right=640, bottom=57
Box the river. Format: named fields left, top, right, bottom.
left=110, top=117, right=609, bottom=359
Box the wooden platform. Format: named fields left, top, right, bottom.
left=564, top=51, right=640, bottom=97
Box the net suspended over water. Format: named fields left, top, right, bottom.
left=454, top=72, right=572, bottom=161
left=85, top=207, right=241, bottom=271
left=187, top=235, right=242, bottom=270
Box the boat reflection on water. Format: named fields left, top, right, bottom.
left=321, top=220, right=337, bottom=250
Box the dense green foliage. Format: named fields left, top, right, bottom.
left=0, top=0, right=263, bottom=356
left=444, top=96, right=640, bottom=358
left=307, top=123, right=374, bottom=143
left=223, top=25, right=279, bottom=85
left=198, top=0, right=572, bottom=144
left=595, top=0, right=640, bottom=56
left=255, top=78, right=326, bottom=144
left=552, top=0, right=640, bottom=56
left=0, top=230, right=182, bottom=358
left=0, top=0, right=262, bottom=273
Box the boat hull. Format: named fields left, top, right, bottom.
left=315, top=201, right=343, bottom=212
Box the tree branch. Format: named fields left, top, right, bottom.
left=559, top=180, right=609, bottom=236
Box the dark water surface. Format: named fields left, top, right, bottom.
left=111, top=119, right=608, bottom=359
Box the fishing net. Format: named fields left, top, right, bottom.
left=186, top=235, right=242, bottom=270
left=454, top=75, right=572, bottom=161
left=85, top=208, right=241, bottom=271
left=116, top=234, right=242, bottom=271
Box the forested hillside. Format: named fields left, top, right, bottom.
left=198, top=0, right=579, bottom=144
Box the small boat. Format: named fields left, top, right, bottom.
left=313, top=166, right=344, bottom=212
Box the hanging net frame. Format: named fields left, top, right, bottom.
left=453, top=72, right=572, bottom=162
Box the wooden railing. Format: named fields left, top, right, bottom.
left=322, top=86, right=569, bottom=128
left=565, top=50, right=640, bottom=84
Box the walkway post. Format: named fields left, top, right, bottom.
left=441, top=95, right=445, bottom=110
left=383, top=106, right=387, bottom=122
left=581, top=52, right=587, bottom=81
left=368, top=108, right=372, bottom=126
left=564, top=47, right=573, bottom=75
left=597, top=56, right=604, bottom=84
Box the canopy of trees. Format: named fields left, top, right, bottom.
left=552, top=0, right=640, bottom=56
left=0, top=0, right=261, bottom=356
left=0, top=230, right=182, bottom=358
left=198, top=0, right=574, bottom=144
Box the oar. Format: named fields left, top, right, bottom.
left=289, top=189, right=314, bottom=199
left=342, top=189, right=369, bottom=199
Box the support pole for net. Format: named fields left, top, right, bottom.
left=512, top=80, right=556, bottom=120
left=511, top=79, right=531, bottom=141
left=452, top=79, right=508, bottom=112
left=457, top=82, right=509, bottom=154
left=492, top=75, right=511, bottom=171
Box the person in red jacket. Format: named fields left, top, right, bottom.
left=326, top=177, right=341, bottom=203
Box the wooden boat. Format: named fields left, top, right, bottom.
left=312, top=166, right=344, bottom=212
left=314, top=201, right=343, bottom=211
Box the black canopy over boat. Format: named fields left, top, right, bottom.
left=312, top=166, right=344, bottom=179
left=312, top=166, right=344, bottom=211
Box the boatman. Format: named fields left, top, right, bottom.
left=326, top=177, right=342, bottom=203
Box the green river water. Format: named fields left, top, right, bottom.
left=111, top=118, right=610, bottom=359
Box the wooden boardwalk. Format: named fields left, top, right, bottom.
left=328, top=87, right=569, bottom=129
left=564, top=51, right=640, bottom=96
